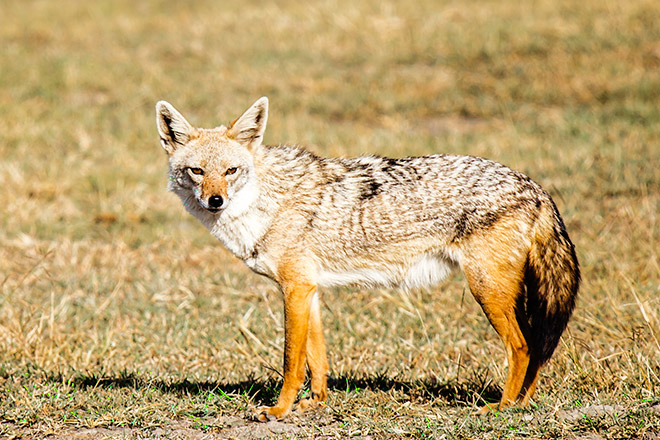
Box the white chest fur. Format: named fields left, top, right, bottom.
left=208, top=180, right=268, bottom=259
left=181, top=179, right=269, bottom=263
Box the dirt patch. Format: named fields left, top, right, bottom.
left=47, top=416, right=305, bottom=440
left=557, top=403, right=660, bottom=422
left=13, top=404, right=655, bottom=439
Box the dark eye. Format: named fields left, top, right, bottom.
left=225, top=167, right=237, bottom=175
left=189, top=167, right=204, bottom=175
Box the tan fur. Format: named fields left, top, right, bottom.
left=155, top=97, right=580, bottom=421
left=459, top=216, right=526, bottom=408
left=259, top=259, right=319, bottom=419
left=200, top=173, right=228, bottom=203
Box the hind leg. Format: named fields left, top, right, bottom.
left=518, top=351, right=542, bottom=405
left=463, top=264, right=531, bottom=411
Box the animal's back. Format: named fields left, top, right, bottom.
left=254, top=145, right=552, bottom=287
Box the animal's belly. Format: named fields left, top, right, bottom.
left=316, top=253, right=457, bottom=289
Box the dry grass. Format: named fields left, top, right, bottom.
left=1, top=0, right=659, bottom=438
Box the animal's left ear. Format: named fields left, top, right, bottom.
left=227, top=97, right=268, bottom=151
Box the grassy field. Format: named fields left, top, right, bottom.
left=1, top=0, right=659, bottom=438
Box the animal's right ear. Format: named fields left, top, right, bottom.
left=156, top=101, right=195, bottom=155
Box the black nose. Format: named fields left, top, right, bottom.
left=208, top=195, right=223, bottom=209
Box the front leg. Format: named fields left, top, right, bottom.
left=295, top=290, right=328, bottom=412
left=258, top=280, right=317, bottom=422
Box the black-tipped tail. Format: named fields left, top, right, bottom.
left=525, top=202, right=580, bottom=365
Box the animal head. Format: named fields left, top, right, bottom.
left=155, top=97, right=268, bottom=215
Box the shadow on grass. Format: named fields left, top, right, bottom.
left=62, top=370, right=501, bottom=407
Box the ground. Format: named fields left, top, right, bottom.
left=1, top=0, right=659, bottom=438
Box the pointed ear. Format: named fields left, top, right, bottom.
left=156, top=101, right=195, bottom=155
left=227, top=97, right=268, bottom=150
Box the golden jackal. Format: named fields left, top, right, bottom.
left=155, top=97, right=579, bottom=421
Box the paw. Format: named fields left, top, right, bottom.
left=294, top=397, right=326, bottom=413
left=256, top=405, right=290, bottom=422
left=477, top=403, right=501, bottom=415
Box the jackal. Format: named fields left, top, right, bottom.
left=155, top=97, right=579, bottom=421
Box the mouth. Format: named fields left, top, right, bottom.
left=194, top=200, right=221, bottom=214
left=194, top=195, right=225, bottom=214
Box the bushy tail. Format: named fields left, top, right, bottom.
left=525, top=201, right=580, bottom=365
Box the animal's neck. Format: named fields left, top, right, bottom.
left=208, top=179, right=270, bottom=261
